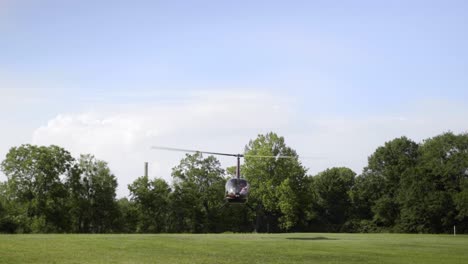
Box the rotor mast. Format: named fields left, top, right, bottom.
left=236, top=154, right=242, bottom=179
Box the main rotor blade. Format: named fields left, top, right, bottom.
left=243, top=154, right=327, bottom=160
left=151, top=146, right=239, bottom=157
left=243, top=154, right=296, bottom=159
left=152, top=146, right=326, bottom=159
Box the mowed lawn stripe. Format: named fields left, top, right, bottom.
left=0, top=233, right=467, bottom=264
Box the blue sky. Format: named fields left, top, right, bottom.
left=1, top=0, right=467, bottom=196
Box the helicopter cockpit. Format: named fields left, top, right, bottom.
left=225, top=178, right=250, bottom=204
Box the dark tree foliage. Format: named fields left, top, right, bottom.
left=399, top=132, right=468, bottom=233
left=1, top=144, right=74, bottom=233
left=115, top=198, right=139, bottom=233
left=0, top=182, right=18, bottom=233
left=1, top=132, right=468, bottom=234
left=0, top=146, right=120, bottom=233
left=170, top=152, right=226, bottom=233
left=242, top=132, right=308, bottom=232
left=350, top=137, right=419, bottom=231
left=308, top=167, right=355, bottom=232
left=455, top=177, right=468, bottom=232
left=128, top=176, right=171, bottom=233
left=71, top=154, right=120, bottom=233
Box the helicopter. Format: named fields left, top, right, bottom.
left=151, top=146, right=297, bottom=205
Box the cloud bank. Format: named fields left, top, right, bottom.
left=31, top=91, right=468, bottom=197
left=32, top=91, right=295, bottom=197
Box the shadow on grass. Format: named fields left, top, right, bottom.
left=286, top=237, right=338, bottom=241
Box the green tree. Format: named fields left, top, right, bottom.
left=128, top=176, right=171, bottom=233
left=351, top=137, right=419, bottom=230
left=170, top=152, right=225, bottom=233
left=454, top=175, right=468, bottom=232
left=64, top=162, right=87, bottom=233
left=73, top=154, right=119, bottom=233
left=0, top=182, right=18, bottom=233
left=242, top=132, right=308, bottom=231
left=115, top=197, right=139, bottom=233
left=399, top=132, right=468, bottom=233
left=1, top=144, right=74, bottom=233
left=309, top=167, right=355, bottom=232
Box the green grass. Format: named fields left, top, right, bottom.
left=0, top=233, right=467, bottom=263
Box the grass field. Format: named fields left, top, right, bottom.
left=0, top=233, right=467, bottom=264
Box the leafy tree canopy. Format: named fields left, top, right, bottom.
left=242, top=132, right=307, bottom=230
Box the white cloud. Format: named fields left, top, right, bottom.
left=29, top=93, right=468, bottom=198
left=32, top=90, right=295, bottom=197
left=294, top=99, right=468, bottom=174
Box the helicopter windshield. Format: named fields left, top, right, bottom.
left=225, top=178, right=250, bottom=201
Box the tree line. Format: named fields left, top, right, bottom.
left=0, top=132, right=467, bottom=234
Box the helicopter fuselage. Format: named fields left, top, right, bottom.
left=225, top=178, right=250, bottom=204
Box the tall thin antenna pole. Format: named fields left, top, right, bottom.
left=144, top=162, right=148, bottom=177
